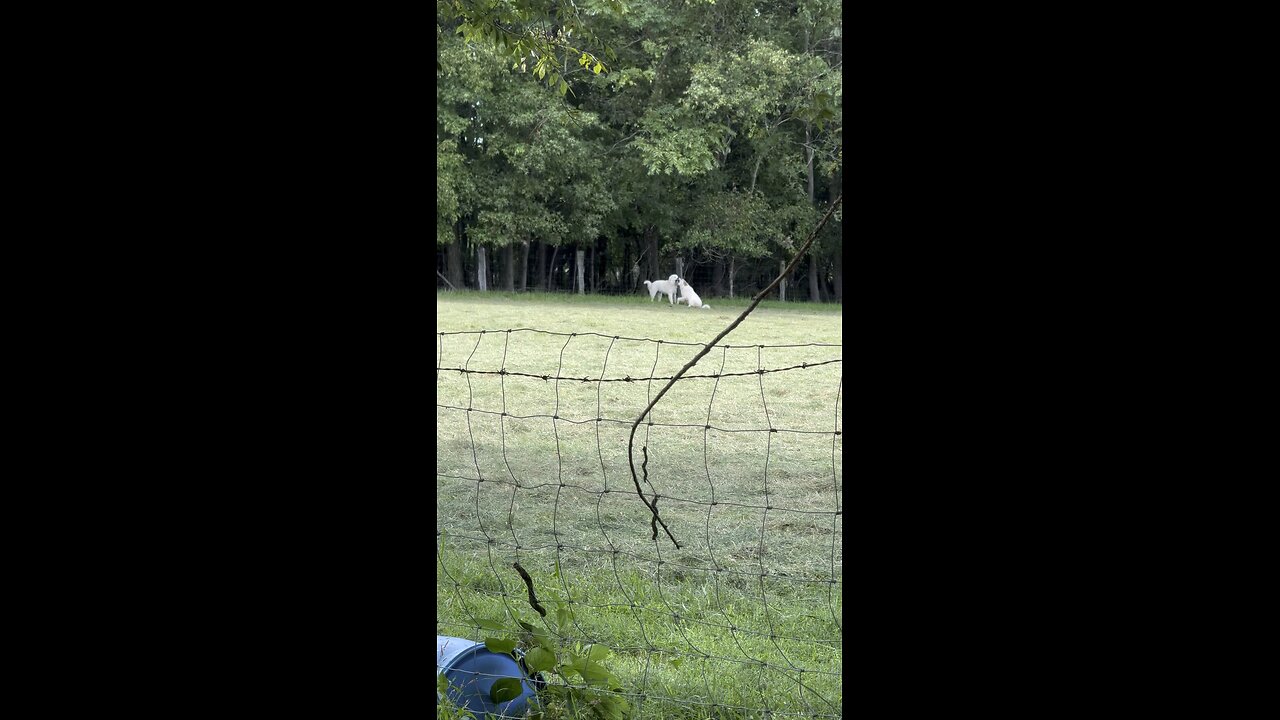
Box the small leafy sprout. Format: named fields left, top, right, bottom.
left=484, top=637, right=518, bottom=655
left=489, top=677, right=524, bottom=704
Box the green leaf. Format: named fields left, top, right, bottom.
left=485, top=637, right=518, bottom=655
left=559, top=80, right=569, bottom=96
left=576, top=659, right=614, bottom=686
left=525, top=646, right=556, bottom=672
left=475, top=618, right=506, bottom=632
left=593, top=62, right=602, bottom=74
left=518, top=620, right=537, bottom=633
left=599, top=696, right=626, bottom=720
left=437, top=673, right=449, bottom=695
left=490, top=677, right=524, bottom=704
left=585, top=644, right=612, bottom=663
left=555, top=605, right=570, bottom=629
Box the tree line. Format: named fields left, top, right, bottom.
left=437, top=0, right=842, bottom=302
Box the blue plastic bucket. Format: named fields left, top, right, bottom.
left=436, top=635, right=538, bottom=718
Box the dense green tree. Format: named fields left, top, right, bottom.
left=437, top=0, right=842, bottom=300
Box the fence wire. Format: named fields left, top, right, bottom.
left=437, top=328, right=842, bottom=719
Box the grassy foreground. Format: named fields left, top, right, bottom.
left=437, top=292, right=843, bottom=719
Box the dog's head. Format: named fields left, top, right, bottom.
left=668, top=274, right=678, bottom=284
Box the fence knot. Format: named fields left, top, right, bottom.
left=542, top=374, right=550, bottom=381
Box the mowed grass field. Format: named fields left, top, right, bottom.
left=437, top=291, right=842, bottom=719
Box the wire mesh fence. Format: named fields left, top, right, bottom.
left=437, top=328, right=842, bottom=719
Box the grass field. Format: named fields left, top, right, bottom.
left=437, top=291, right=842, bottom=719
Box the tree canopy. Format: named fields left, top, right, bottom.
left=437, top=0, right=842, bottom=301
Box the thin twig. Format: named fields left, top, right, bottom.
left=626, top=193, right=844, bottom=549
left=650, top=492, right=660, bottom=541
left=512, top=562, right=547, bottom=617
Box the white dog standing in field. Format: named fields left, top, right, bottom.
left=676, top=278, right=711, bottom=309
left=643, top=274, right=680, bottom=305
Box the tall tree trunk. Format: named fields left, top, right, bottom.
left=829, top=112, right=843, bottom=304
left=779, top=259, right=787, bottom=302
left=547, top=244, right=560, bottom=291
left=805, top=124, right=816, bottom=204
left=805, top=116, right=819, bottom=303
left=808, top=254, right=822, bottom=302
left=622, top=239, right=631, bottom=291
left=834, top=249, right=843, bottom=302
left=447, top=223, right=465, bottom=288
left=521, top=241, right=530, bottom=292
left=536, top=242, right=548, bottom=290
left=503, top=244, right=515, bottom=292
left=800, top=22, right=820, bottom=305
left=476, top=246, right=488, bottom=291
left=575, top=249, right=585, bottom=295
left=589, top=243, right=596, bottom=294
left=675, top=256, right=684, bottom=282
left=729, top=256, right=735, bottom=298
left=645, top=226, right=659, bottom=282
left=712, top=259, right=726, bottom=296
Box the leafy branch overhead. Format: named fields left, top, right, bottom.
left=439, top=0, right=622, bottom=96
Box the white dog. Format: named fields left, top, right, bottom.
left=676, top=278, right=711, bottom=309
left=643, top=274, right=679, bottom=305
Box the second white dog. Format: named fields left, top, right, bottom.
left=644, top=274, right=680, bottom=305
left=676, top=278, right=711, bottom=309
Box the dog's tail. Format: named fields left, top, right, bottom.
left=701, top=305, right=711, bottom=309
